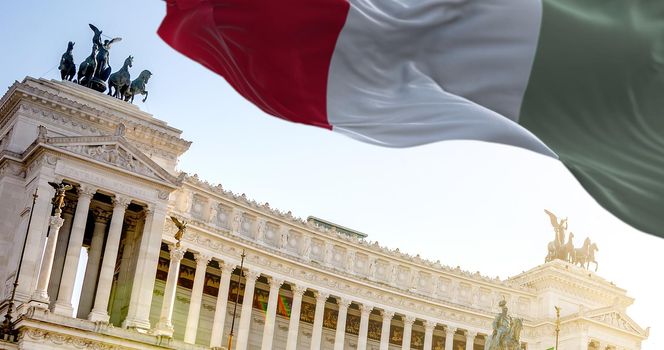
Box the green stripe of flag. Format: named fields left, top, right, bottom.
left=520, top=0, right=664, bottom=236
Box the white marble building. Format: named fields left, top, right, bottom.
left=0, top=77, right=649, bottom=350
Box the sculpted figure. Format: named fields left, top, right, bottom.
left=77, top=44, right=98, bottom=86
left=108, top=55, right=133, bottom=99
left=48, top=182, right=73, bottom=216
left=486, top=300, right=523, bottom=350
left=170, top=216, right=187, bottom=247
left=544, top=209, right=568, bottom=262
left=89, top=24, right=122, bottom=81
left=124, top=70, right=152, bottom=103
left=59, top=41, right=76, bottom=81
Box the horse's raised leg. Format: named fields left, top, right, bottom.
left=142, top=91, right=148, bottom=103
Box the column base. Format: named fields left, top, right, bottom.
left=28, top=291, right=50, bottom=309
left=51, top=301, right=74, bottom=317
left=87, top=309, right=110, bottom=323
left=122, top=316, right=152, bottom=331
left=152, top=319, right=174, bottom=338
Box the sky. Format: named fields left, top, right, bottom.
left=2, top=1, right=663, bottom=349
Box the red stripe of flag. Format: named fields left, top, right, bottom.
left=158, top=0, right=350, bottom=129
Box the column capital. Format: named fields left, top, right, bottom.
left=243, top=268, right=260, bottom=281
left=424, top=320, right=437, bottom=332
left=78, top=185, right=96, bottom=199
left=113, top=195, right=131, bottom=209
left=403, top=315, right=416, bottom=326
left=337, top=297, right=352, bottom=309
left=194, top=253, right=212, bottom=266
left=267, top=276, right=285, bottom=288
left=92, top=208, right=112, bottom=224
left=49, top=215, right=65, bottom=229
left=465, top=330, right=477, bottom=339
left=168, top=245, right=186, bottom=262
left=359, top=303, right=374, bottom=317
left=219, top=261, right=236, bottom=274
left=313, top=290, right=330, bottom=301
left=445, top=326, right=457, bottom=335
left=291, top=284, right=307, bottom=297
left=381, top=310, right=395, bottom=321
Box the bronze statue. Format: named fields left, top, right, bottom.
left=108, top=55, right=133, bottom=99
left=543, top=210, right=599, bottom=271
left=544, top=210, right=569, bottom=262
left=124, top=70, right=152, bottom=103
left=486, top=300, right=523, bottom=350
left=170, top=216, right=187, bottom=247
left=59, top=42, right=76, bottom=81
left=89, top=24, right=122, bottom=82
left=77, top=44, right=98, bottom=87
left=48, top=182, right=73, bottom=216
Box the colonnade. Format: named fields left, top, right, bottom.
left=28, top=182, right=165, bottom=328
left=154, top=244, right=482, bottom=350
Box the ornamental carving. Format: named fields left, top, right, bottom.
left=61, top=144, right=161, bottom=181
left=21, top=327, right=129, bottom=349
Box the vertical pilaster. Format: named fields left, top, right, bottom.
left=285, top=284, right=306, bottom=350
left=358, top=304, right=373, bottom=350
left=310, top=290, right=330, bottom=350
left=465, top=331, right=476, bottom=350
left=53, top=185, right=96, bottom=316
left=445, top=327, right=457, bottom=350
left=260, top=277, right=284, bottom=350
left=184, top=253, right=211, bottom=343
left=77, top=208, right=111, bottom=318
left=235, top=269, right=260, bottom=350
left=153, top=244, right=185, bottom=337
left=380, top=310, right=395, bottom=350
left=29, top=215, right=64, bottom=307
left=402, top=315, right=415, bottom=350
left=423, top=320, right=436, bottom=350
left=333, top=298, right=351, bottom=350
left=122, top=204, right=168, bottom=330
left=210, top=262, right=235, bottom=348
left=88, top=196, right=129, bottom=322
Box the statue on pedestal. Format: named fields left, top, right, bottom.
left=485, top=300, right=523, bottom=350
left=58, top=42, right=76, bottom=81
left=543, top=210, right=599, bottom=271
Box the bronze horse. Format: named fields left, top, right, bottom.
left=108, top=56, right=133, bottom=99
left=77, top=44, right=98, bottom=86
left=124, top=70, right=152, bottom=103
left=59, top=41, right=76, bottom=81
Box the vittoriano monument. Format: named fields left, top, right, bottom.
left=544, top=209, right=599, bottom=271
left=58, top=23, right=152, bottom=104
left=485, top=300, right=523, bottom=350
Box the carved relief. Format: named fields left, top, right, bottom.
left=61, top=144, right=161, bottom=181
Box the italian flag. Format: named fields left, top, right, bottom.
left=158, top=0, right=664, bottom=237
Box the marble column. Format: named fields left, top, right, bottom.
left=123, top=204, right=168, bottom=330
left=29, top=215, right=65, bottom=307
left=235, top=269, right=260, bottom=350
left=285, top=284, right=306, bottom=350
left=445, top=327, right=457, bottom=350
left=333, top=298, right=351, bottom=350
left=402, top=315, right=415, bottom=350
left=465, top=331, right=476, bottom=350
left=379, top=310, right=395, bottom=350
left=310, top=291, right=330, bottom=350
left=47, top=202, right=74, bottom=308
left=184, top=253, right=212, bottom=343
left=358, top=304, right=373, bottom=350
left=153, top=244, right=186, bottom=337
left=53, top=185, right=96, bottom=316
left=210, top=262, right=235, bottom=348
left=423, top=320, right=436, bottom=350
left=77, top=208, right=111, bottom=318
left=261, top=277, right=284, bottom=350
left=88, top=196, right=130, bottom=322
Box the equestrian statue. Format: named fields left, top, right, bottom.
left=108, top=55, right=133, bottom=99
left=485, top=300, right=523, bottom=350
left=59, top=41, right=76, bottom=81
left=543, top=210, right=599, bottom=271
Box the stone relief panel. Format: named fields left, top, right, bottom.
left=212, top=203, right=232, bottom=230
left=479, top=287, right=492, bottom=308
left=190, top=194, right=208, bottom=221
left=330, top=245, right=346, bottom=269
left=354, top=253, right=369, bottom=275
left=263, top=222, right=280, bottom=247
left=286, top=230, right=302, bottom=255
left=396, top=265, right=411, bottom=286
left=373, top=259, right=391, bottom=283
left=60, top=144, right=161, bottom=181
left=310, top=238, right=325, bottom=263
left=458, top=282, right=472, bottom=304
left=415, top=271, right=433, bottom=293
left=239, top=213, right=256, bottom=239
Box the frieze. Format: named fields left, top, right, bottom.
left=59, top=144, right=162, bottom=181
left=20, top=327, right=129, bottom=350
